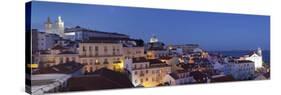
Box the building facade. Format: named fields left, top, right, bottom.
left=244, top=48, right=263, bottom=70
left=79, top=42, right=124, bottom=73
left=123, top=47, right=145, bottom=59
left=64, top=26, right=129, bottom=41
left=32, top=30, right=61, bottom=51
left=125, top=57, right=171, bottom=87
left=163, top=70, right=195, bottom=85
left=224, top=60, right=255, bottom=80
left=37, top=45, right=79, bottom=67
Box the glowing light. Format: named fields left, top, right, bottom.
left=142, top=82, right=157, bottom=87
left=27, top=64, right=38, bottom=68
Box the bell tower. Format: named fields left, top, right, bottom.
left=257, top=47, right=262, bottom=56
left=55, top=16, right=65, bottom=37
left=44, top=16, right=53, bottom=34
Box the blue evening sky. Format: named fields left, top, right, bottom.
left=30, top=1, right=270, bottom=51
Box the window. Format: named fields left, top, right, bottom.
left=146, top=70, right=149, bottom=74
left=72, top=57, right=75, bottom=62
left=135, top=71, right=138, bottom=75
left=89, top=46, right=92, bottom=51
left=104, top=59, right=109, bottom=64
left=60, top=57, right=63, bottom=63
left=140, top=64, right=142, bottom=69
left=89, top=59, right=93, bottom=65
left=66, top=57, right=70, bottom=63
left=140, top=79, right=143, bottom=83
left=140, top=70, right=144, bottom=77
left=104, top=46, right=108, bottom=53
left=117, top=49, right=120, bottom=54
left=95, top=46, right=98, bottom=51
left=95, top=59, right=100, bottom=65
left=146, top=78, right=148, bottom=81
left=82, top=46, right=86, bottom=52
left=113, top=46, right=116, bottom=55
left=89, top=46, right=92, bottom=56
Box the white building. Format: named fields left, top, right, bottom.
left=79, top=41, right=124, bottom=73
left=64, top=26, right=129, bottom=41
left=150, top=35, right=158, bottom=43
left=146, top=50, right=169, bottom=59
left=168, top=47, right=183, bottom=55
left=224, top=60, right=255, bottom=80
left=32, top=31, right=61, bottom=51
left=125, top=57, right=171, bottom=87
left=37, top=45, right=79, bottom=67
left=244, top=48, right=263, bottom=70
left=163, top=70, right=195, bottom=85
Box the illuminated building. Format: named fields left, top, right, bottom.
left=37, top=45, right=79, bottom=67
left=79, top=40, right=124, bottom=73
left=64, top=26, right=129, bottom=41
left=146, top=35, right=168, bottom=59
left=163, top=70, right=195, bottom=85
left=244, top=48, right=263, bottom=70
left=125, top=57, right=171, bottom=87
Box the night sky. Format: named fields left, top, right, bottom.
left=30, top=1, right=270, bottom=51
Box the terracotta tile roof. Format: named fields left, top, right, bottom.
left=67, top=68, right=134, bottom=91
left=32, top=62, right=83, bottom=74
left=190, top=71, right=208, bottom=83
left=211, top=75, right=235, bottom=82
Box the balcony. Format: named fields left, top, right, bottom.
left=113, top=60, right=122, bottom=64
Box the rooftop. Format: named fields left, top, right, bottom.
left=132, top=57, right=148, bottom=63
left=32, top=62, right=84, bottom=74
left=229, top=60, right=254, bottom=63
left=211, top=75, right=235, bottom=82
left=67, top=68, right=134, bottom=91
left=65, top=26, right=129, bottom=37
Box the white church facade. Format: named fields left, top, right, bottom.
left=243, top=48, right=263, bottom=70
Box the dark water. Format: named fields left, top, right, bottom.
left=209, top=50, right=270, bottom=64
